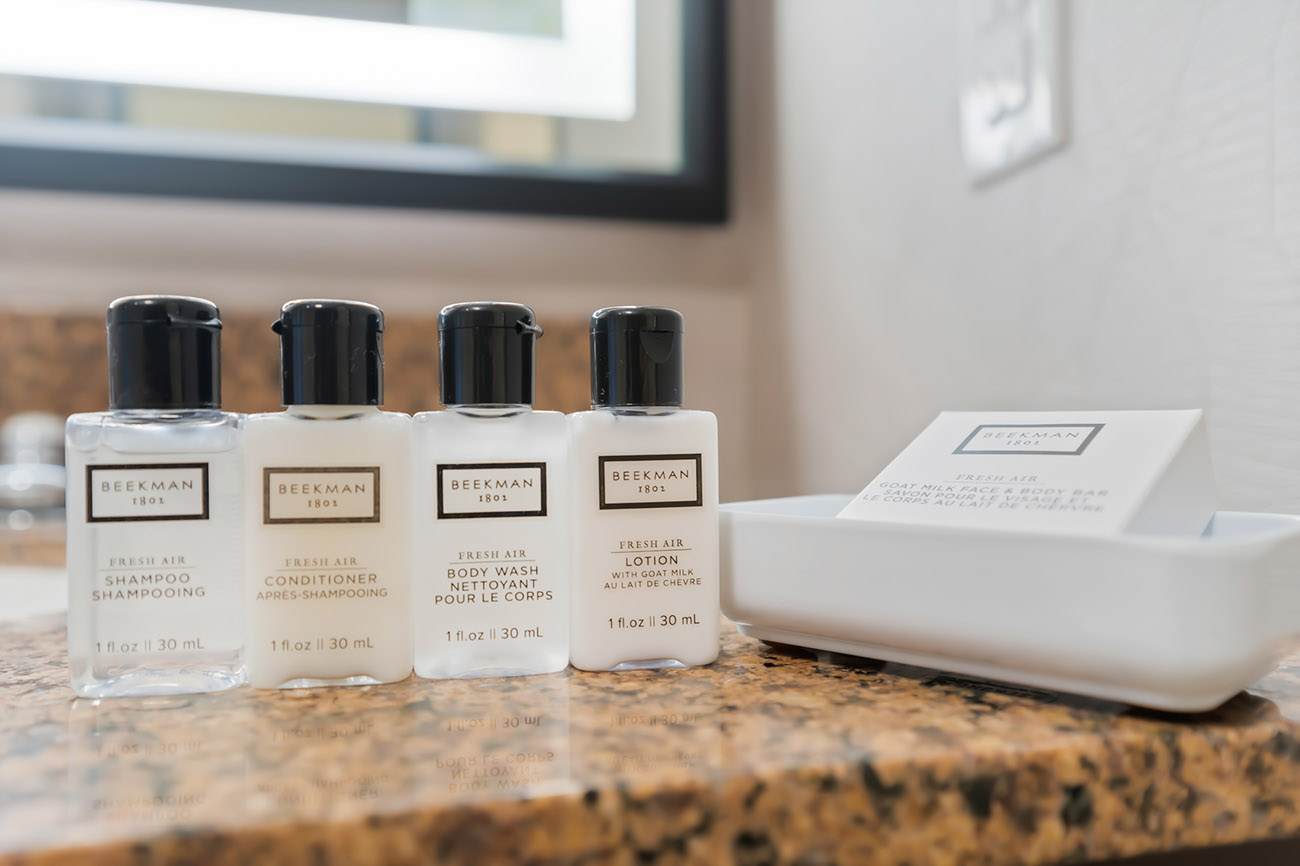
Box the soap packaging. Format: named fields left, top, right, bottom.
left=721, top=408, right=1300, bottom=712
left=837, top=409, right=1215, bottom=536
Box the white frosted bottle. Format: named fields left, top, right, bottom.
left=569, top=307, right=720, bottom=671
left=244, top=300, right=412, bottom=688
left=412, top=302, right=569, bottom=678
left=66, top=295, right=244, bottom=697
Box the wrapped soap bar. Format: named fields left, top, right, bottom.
left=837, top=410, right=1214, bottom=536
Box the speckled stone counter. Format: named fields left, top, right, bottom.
left=2, top=614, right=1300, bottom=866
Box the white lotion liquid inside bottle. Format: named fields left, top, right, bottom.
left=66, top=295, right=245, bottom=697
left=412, top=301, right=568, bottom=677
left=244, top=300, right=412, bottom=688
left=569, top=307, right=720, bottom=671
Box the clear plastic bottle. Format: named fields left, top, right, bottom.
left=65, top=295, right=244, bottom=697
left=412, top=302, right=569, bottom=678
left=568, top=307, right=720, bottom=671
left=244, top=300, right=412, bottom=688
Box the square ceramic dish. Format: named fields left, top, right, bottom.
left=720, top=495, right=1300, bottom=711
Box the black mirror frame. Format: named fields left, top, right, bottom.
left=0, top=0, right=728, bottom=224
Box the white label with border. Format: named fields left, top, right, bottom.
left=264, top=467, right=380, bottom=524
left=437, top=462, right=547, bottom=519
left=88, top=463, right=209, bottom=522
left=600, top=454, right=702, bottom=509
left=954, top=424, right=1104, bottom=455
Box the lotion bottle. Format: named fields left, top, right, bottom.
left=66, top=295, right=244, bottom=697
left=412, top=302, right=568, bottom=678
left=244, top=300, right=412, bottom=688
left=568, top=307, right=719, bottom=671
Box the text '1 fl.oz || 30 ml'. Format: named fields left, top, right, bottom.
left=66, top=296, right=245, bottom=697
left=568, top=307, right=720, bottom=671
left=412, top=302, right=568, bottom=678
left=244, top=300, right=412, bottom=688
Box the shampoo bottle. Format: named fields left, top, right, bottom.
left=244, top=300, right=412, bottom=688
left=66, top=295, right=244, bottom=697
left=568, top=307, right=719, bottom=671
left=412, top=302, right=568, bottom=677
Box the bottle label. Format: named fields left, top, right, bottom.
left=954, top=423, right=1105, bottom=456
left=263, top=467, right=381, bottom=524
left=87, top=463, right=209, bottom=522
left=599, top=454, right=703, bottom=510
left=436, top=462, right=547, bottom=519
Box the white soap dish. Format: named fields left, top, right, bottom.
left=720, top=495, right=1300, bottom=712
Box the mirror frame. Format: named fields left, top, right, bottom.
left=0, top=0, right=727, bottom=224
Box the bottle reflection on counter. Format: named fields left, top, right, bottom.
left=244, top=702, right=415, bottom=816
left=67, top=696, right=249, bottom=830
left=413, top=675, right=572, bottom=802
left=568, top=681, right=722, bottom=783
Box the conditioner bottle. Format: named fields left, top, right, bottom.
left=244, top=300, right=411, bottom=688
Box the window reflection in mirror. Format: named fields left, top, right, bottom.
left=0, top=0, right=724, bottom=221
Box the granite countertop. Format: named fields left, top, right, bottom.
left=2, top=611, right=1300, bottom=866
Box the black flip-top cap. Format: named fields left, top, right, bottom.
left=107, top=295, right=222, bottom=410
left=590, top=306, right=684, bottom=408
left=273, top=299, right=384, bottom=406
left=439, top=301, right=542, bottom=406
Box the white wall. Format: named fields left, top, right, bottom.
left=764, top=0, right=1300, bottom=513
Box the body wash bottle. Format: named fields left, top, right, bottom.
left=412, top=302, right=568, bottom=678
left=66, top=296, right=244, bottom=697
left=244, top=300, right=412, bottom=688
left=568, top=307, right=719, bottom=671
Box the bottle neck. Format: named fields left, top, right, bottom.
left=448, top=404, right=533, bottom=419
left=109, top=408, right=226, bottom=422
left=594, top=404, right=680, bottom=416
left=287, top=404, right=381, bottom=420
